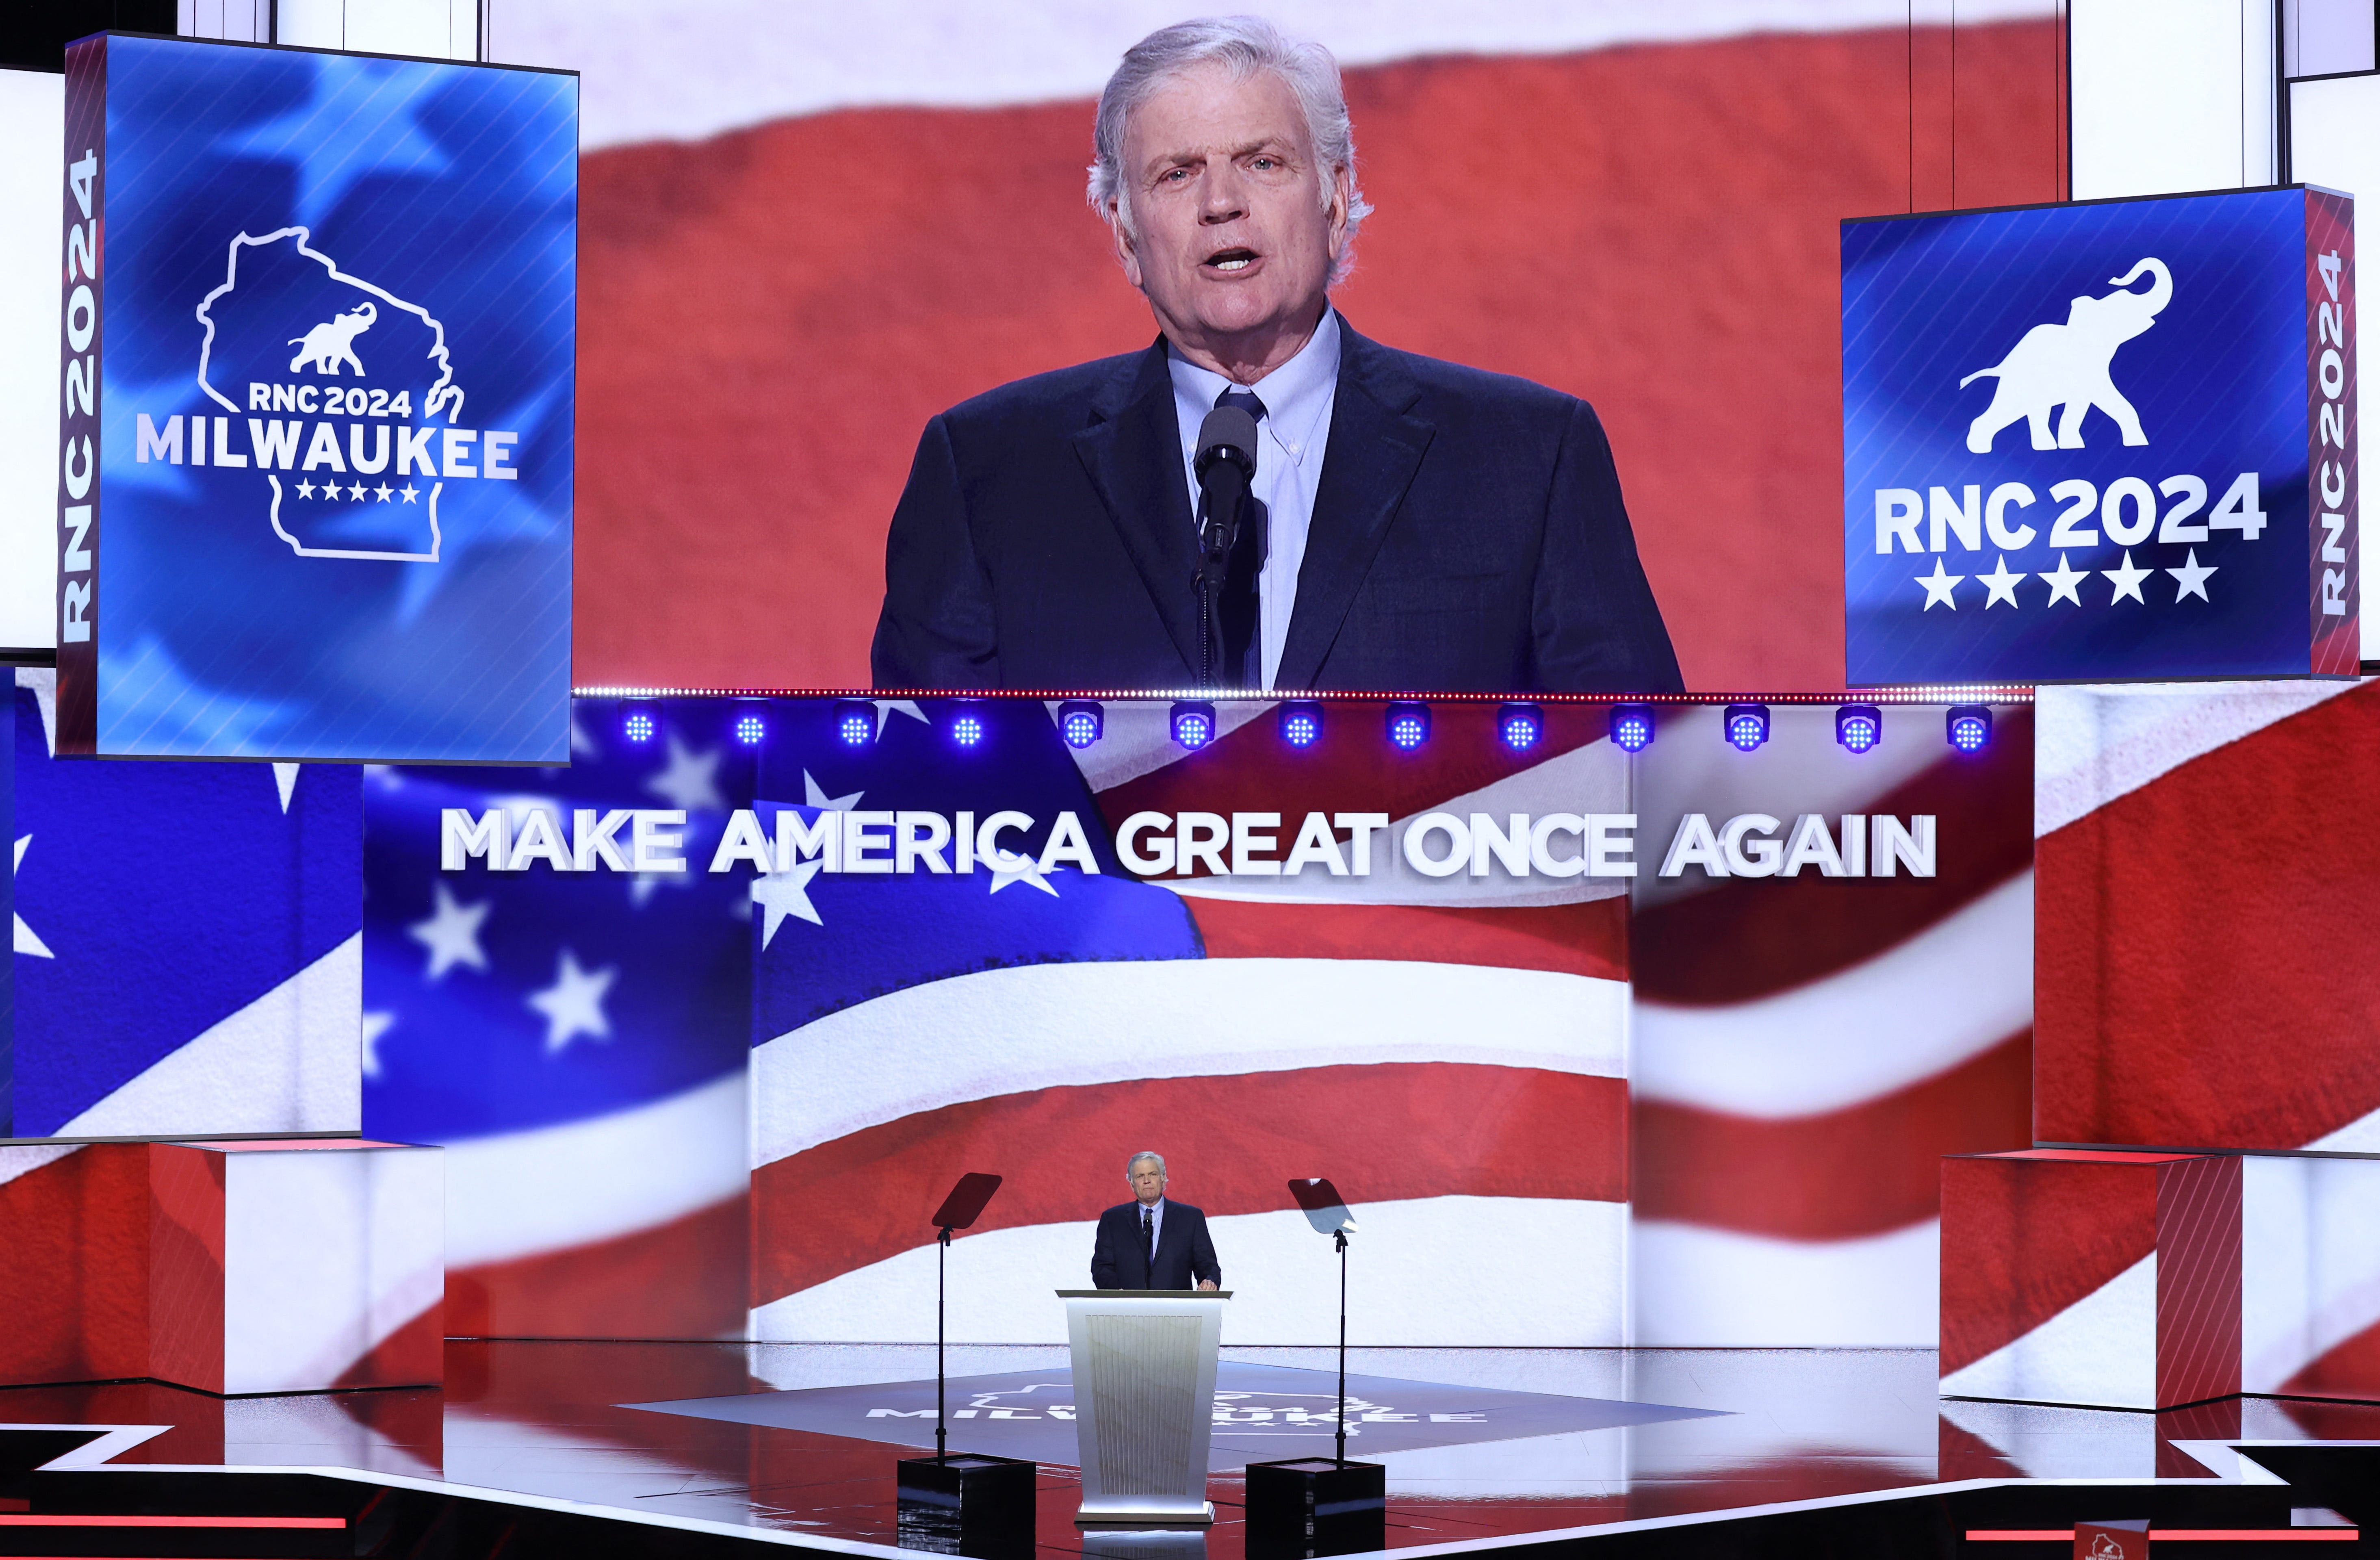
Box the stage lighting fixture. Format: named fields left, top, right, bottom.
left=1056, top=700, right=1104, bottom=749
left=1498, top=702, right=1543, bottom=751
left=1723, top=703, right=1771, bottom=752
left=832, top=699, right=875, bottom=747
left=1946, top=704, right=1993, bottom=753
left=1278, top=701, right=1324, bottom=748
left=1609, top=703, right=1654, bottom=752
left=1385, top=701, right=1431, bottom=750
left=620, top=707, right=656, bottom=745
left=949, top=706, right=986, bottom=748
left=1171, top=701, right=1218, bottom=750
left=733, top=712, right=766, bottom=746
left=1835, top=704, right=1882, bottom=754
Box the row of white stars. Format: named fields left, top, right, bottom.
left=294, top=479, right=421, bottom=503
left=1915, top=549, right=2216, bottom=610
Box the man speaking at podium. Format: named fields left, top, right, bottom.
left=871, top=16, right=1681, bottom=694
left=1093, top=1151, right=1222, bottom=1291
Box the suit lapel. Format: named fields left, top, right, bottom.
left=1073, top=340, right=1202, bottom=675
left=1275, top=321, right=1435, bottom=690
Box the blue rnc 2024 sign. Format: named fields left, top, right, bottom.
left=1842, top=187, right=2358, bottom=685
left=56, top=34, right=576, bottom=760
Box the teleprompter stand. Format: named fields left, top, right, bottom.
left=896, top=1173, right=1036, bottom=1558
left=1244, top=1178, right=1385, bottom=1559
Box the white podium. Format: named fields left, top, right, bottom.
left=1057, top=1289, right=1230, bottom=1525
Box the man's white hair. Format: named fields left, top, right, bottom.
left=1087, top=15, right=1373, bottom=283
left=1127, top=1150, right=1167, bottom=1177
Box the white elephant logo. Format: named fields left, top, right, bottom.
left=286, top=300, right=377, bottom=376
left=1958, top=258, right=2172, bottom=452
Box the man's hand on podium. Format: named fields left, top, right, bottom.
left=1198, top=1279, right=1218, bottom=1291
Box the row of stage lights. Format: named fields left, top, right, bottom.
left=620, top=699, right=1994, bottom=755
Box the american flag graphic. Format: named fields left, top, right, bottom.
left=1946, top=679, right=2380, bottom=1404
left=8, top=668, right=362, bottom=1142
left=1630, top=703, right=2035, bottom=1346
left=747, top=696, right=1632, bottom=1346
left=360, top=705, right=760, bottom=1340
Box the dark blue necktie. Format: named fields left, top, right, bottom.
left=1212, top=387, right=1268, bottom=686
left=1142, top=1205, right=1156, bottom=1273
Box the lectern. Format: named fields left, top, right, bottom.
left=1056, top=1289, right=1231, bottom=1525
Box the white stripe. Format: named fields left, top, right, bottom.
left=1617, top=1350, right=1934, bottom=1476
left=750, top=1196, right=1625, bottom=1347
left=443, top=1072, right=747, bottom=1268
left=1166, top=734, right=1630, bottom=909
left=754, top=958, right=1625, bottom=1168
left=14, top=667, right=56, bottom=755
left=2242, top=1155, right=2380, bottom=1394
left=2035, top=681, right=2362, bottom=838
left=1932, top=1396, right=2168, bottom=1480
left=1631, top=872, right=2032, bottom=1117
left=2306, top=1098, right=2380, bottom=1152
left=58, top=933, right=362, bottom=1138
left=0, top=1143, right=80, bottom=1189
left=1628, top=1218, right=1942, bottom=1346
left=216, top=1396, right=440, bottom=1482
left=1938, top=1253, right=2157, bottom=1409
left=493, top=0, right=2058, bottom=153
left=221, top=1145, right=444, bottom=1394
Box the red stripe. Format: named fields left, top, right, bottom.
left=446, top=1195, right=749, bottom=1341
left=0, top=1147, right=168, bottom=1388
left=1633, top=1031, right=2031, bottom=1241
left=2279, top=1315, right=2380, bottom=1405
left=2153, top=1155, right=2241, bottom=1407
left=1095, top=705, right=1618, bottom=835
left=1938, top=1151, right=2159, bottom=1375
left=148, top=1146, right=228, bottom=1394
left=2037, top=682, right=2380, bottom=1150
left=1630, top=707, right=2034, bottom=1007
left=1185, top=894, right=1627, bottom=981
left=335, top=1300, right=443, bottom=1390
left=1937, top=1414, right=2025, bottom=1481
left=752, top=1063, right=1625, bottom=1304
left=574, top=26, right=2059, bottom=693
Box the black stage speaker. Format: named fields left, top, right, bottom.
left=1243, top=1456, right=1386, bottom=1559
left=895, top=1451, right=1036, bottom=1558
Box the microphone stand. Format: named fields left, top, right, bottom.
left=936, top=1222, right=953, bottom=1463
left=1334, top=1226, right=1348, bottom=1466
left=1197, top=493, right=1234, bottom=691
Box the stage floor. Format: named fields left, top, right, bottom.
left=2, top=1342, right=2375, bottom=1554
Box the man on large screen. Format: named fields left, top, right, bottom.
left=870, top=16, right=1683, bottom=693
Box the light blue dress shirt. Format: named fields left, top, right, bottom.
left=1168, top=309, right=1343, bottom=690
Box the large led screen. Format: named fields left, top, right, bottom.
left=497, top=4, right=2065, bottom=694
left=54, top=33, right=576, bottom=761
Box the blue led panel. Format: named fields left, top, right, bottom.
left=56, top=34, right=577, bottom=759
left=1842, top=187, right=2357, bottom=684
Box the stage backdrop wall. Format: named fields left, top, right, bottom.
left=487, top=3, right=2064, bottom=693
left=353, top=692, right=2031, bottom=1346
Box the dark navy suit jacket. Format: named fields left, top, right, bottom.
left=870, top=318, right=1683, bottom=692
left=1090, top=1199, right=1222, bottom=1291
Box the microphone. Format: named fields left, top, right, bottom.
left=1194, top=406, right=1258, bottom=557
left=1192, top=405, right=1258, bottom=689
